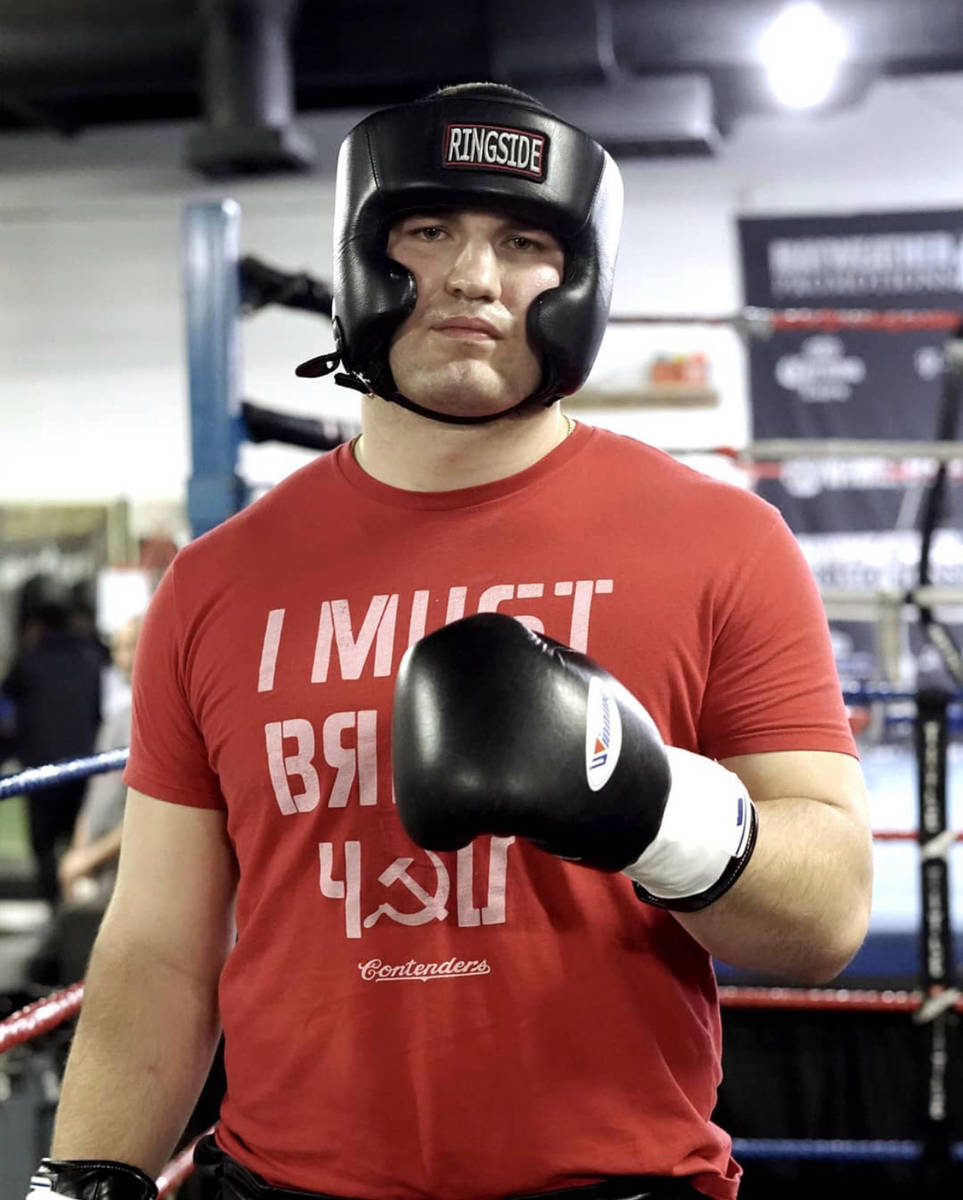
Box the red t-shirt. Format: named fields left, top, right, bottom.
left=124, top=423, right=856, bottom=1200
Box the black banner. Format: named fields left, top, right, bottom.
left=738, top=211, right=963, bottom=687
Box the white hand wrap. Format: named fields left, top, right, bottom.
left=622, top=747, right=757, bottom=910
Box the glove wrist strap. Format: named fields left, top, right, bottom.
left=622, top=748, right=758, bottom=911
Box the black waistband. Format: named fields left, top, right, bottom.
left=192, top=1135, right=702, bottom=1200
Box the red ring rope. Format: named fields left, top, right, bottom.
left=5, top=973, right=959, bottom=1055
left=0, top=982, right=83, bottom=1054
left=768, top=308, right=962, bottom=334
left=872, top=829, right=963, bottom=842
left=4, top=977, right=958, bottom=1191
left=607, top=307, right=962, bottom=333
left=157, top=1133, right=211, bottom=1197
left=716, top=986, right=961, bottom=1012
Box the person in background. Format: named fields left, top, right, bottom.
left=68, top=579, right=113, bottom=673
left=58, top=615, right=142, bottom=907
left=1, top=577, right=102, bottom=905
left=24, top=614, right=142, bottom=988
left=0, top=690, right=16, bottom=766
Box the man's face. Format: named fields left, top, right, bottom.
left=385, top=209, right=564, bottom=421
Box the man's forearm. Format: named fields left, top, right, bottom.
left=52, top=930, right=222, bottom=1177
left=674, top=796, right=873, bottom=984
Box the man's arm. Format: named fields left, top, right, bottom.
left=673, top=749, right=873, bottom=985
left=51, top=787, right=237, bottom=1177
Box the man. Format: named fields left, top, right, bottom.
left=32, top=83, right=872, bottom=1200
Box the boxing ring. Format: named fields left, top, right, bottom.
left=2, top=676, right=960, bottom=1190
left=1, top=199, right=962, bottom=1193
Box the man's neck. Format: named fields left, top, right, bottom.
left=352, top=397, right=573, bottom=491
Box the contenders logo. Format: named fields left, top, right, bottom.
left=443, top=124, right=547, bottom=180
left=359, top=957, right=492, bottom=983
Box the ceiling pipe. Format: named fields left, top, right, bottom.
left=490, top=0, right=620, bottom=85
left=186, top=0, right=314, bottom=176
left=0, top=0, right=195, bottom=90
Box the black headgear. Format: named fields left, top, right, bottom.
left=296, top=83, right=623, bottom=425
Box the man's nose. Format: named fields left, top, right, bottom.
left=445, top=239, right=500, bottom=301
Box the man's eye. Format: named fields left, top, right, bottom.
left=414, top=225, right=445, bottom=240
left=510, top=235, right=543, bottom=251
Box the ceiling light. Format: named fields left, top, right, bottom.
left=758, top=2, right=848, bottom=110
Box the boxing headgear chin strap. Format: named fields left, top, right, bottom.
left=295, top=84, right=624, bottom=425
left=294, top=343, right=536, bottom=427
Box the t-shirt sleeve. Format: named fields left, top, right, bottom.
left=698, top=508, right=858, bottom=761
left=122, top=564, right=225, bottom=810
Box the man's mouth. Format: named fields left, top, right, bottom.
left=431, top=317, right=502, bottom=340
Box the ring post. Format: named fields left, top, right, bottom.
left=183, top=199, right=249, bottom=539
left=913, top=687, right=960, bottom=1187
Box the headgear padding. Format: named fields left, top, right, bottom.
left=296, top=85, right=623, bottom=423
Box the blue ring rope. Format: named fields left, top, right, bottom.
left=3, top=756, right=962, bottom=1166
left=0, top=681, right=960, bottom=802
left=732, top=1138, right=963, bottom=1162
left=0, top=748, right=129, bottom=800
left=0, top=683, right=959, bottom=803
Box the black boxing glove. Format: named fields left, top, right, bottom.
left=391, top=613, right=757, bottom=911
left=26, top=1159, right=157, bottom=1200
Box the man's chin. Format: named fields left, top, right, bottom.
left=418, top=396, right=520, bottom=422
left=395, top=372, right=527, bottom=422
